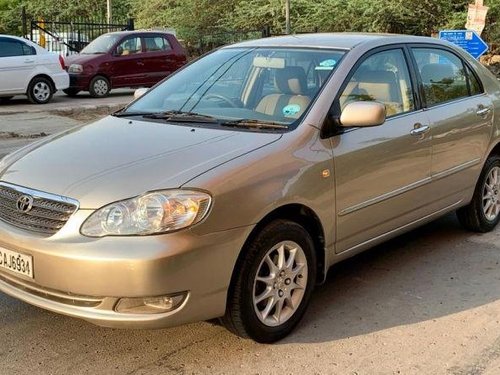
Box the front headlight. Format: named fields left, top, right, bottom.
left=80, top=189, right=212, bottom=237
left=68, top=64, right=84, bottom=73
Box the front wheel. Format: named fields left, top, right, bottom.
left=457, top=155, right=500, bottom=232
left=89, top=75, right=110, bottom=98
left=222, top=220, right=316, bottom=343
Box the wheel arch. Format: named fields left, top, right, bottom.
left=27, top=74, right=56, bottom=94
left=231, top=203, right=327, bottom=290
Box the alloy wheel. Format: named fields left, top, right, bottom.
left=33, top=82, right=51, bottom=102
left=483, top=166, right=500, bottom=221
left=253, top=240, right=308, bottom=327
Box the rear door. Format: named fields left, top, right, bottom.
left=409, top=46, right=493, bottom=207
left=332, top=47, right=433, bottom=253
left=141, top=34, right=177, bottom=86
left=0, top=37, right=36, bottom=95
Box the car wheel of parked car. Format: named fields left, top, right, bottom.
left=222, top=220, right=316, bottom=343
left=63, top=88, right=80, bottom=97
left=0, top=96, right=13, bottom=103
left=457, top=155, right=500, bottom=232
left=89, top=76, right=110, bottom=98
left=27, top=77, right=53, bottom=104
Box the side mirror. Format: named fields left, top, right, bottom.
left=340, top=101, right=386, bottom=127
left=134, top=88, right=148, bottom=100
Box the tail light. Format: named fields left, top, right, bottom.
left=58, top=55, right=65, bottom=70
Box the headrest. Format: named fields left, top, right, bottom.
left=275, top=67, right=307, bottom=95
left=420, top=64, right=455, bottom=84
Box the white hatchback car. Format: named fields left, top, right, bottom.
left=0, top=35, right=69, bottom=104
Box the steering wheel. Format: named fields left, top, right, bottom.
left=203, top=93, right=239, bottom=108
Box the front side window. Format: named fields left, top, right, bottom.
left=412, top=48, right=469, bottom=106
left=339, top=49, right=415, bottom=117
left=116, top=37, right=142, bottom=56
left=125, top=47, right=345, bottom=128
left=0, top=39, right=24, bottom=57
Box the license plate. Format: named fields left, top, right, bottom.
left=0, top=247, right=33, bottom=279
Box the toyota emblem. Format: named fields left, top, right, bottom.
left=16, top=195, right=34, bottom=213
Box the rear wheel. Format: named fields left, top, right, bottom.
left=63, top=88, right=80, bottom=97
left=27, top=77, right=53, bottom=104
left=222, top=220, right=316, bottom=343
left=457, top=155, right=500, bottom=232
left=89, top=75, right=110, bottom=98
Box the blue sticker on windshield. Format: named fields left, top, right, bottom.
left=316, top=59, right=337, bottom=71
left=320, top=59, right=337, bottom=67
left=283, top=104, right=301, bottom=117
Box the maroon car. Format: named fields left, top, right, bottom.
left=64, top=31, right=187, bottom=98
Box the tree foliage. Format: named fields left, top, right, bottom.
left=3, top=0, right=500, bottom=53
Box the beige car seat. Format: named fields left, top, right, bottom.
left=256, top=67, right=311, bottom=119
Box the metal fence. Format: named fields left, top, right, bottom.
left=22, top=11, right=134, bottom=56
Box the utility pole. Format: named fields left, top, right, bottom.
left=285, top=0, right=291, bottom=34
left=107, top=0, right=112, bottom=24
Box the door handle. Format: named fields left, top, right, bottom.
left=410, top=123, right=430, bottom=136
left=476, top=106, right=491, bottom=117
left=137, top=60, right=145, bottom=66
left=24, top=59, right=35, bottom=64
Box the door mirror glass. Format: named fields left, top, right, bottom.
left=134, top=88, right=148, bottom=100
left=340, top=101, right=386, bottom=127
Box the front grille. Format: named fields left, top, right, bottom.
left=0, top=182, right=79, bottom=235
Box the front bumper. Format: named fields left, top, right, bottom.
left=0, top=211, right=252, bottom=329
left=68, top=73, right=91, bottom=91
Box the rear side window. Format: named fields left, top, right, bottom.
left=412, top=48, right=469, bottom=106
left=144, top=36, right=172, bottom=52
left=0, top=39, right=24, bottom=57
left=466, top=65, right=483, bottom=96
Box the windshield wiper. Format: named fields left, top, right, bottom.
left=111, top=111, right=151, bottom=117
left=220, top=119, right=289, bottom=130
left=142, top=111, right=219, bottom=123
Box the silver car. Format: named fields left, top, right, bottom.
left=0, top=33, right=499, bottom=343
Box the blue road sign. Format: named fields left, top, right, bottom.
left=438, top=30, right=489, bottom=59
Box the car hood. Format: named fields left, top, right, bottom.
left=0, top=116, right=282, bottom=209
left=64, top=53, right=104, bottom=66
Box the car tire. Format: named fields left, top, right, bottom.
left=457, top=155, right=500, bottom=232
left=221, top=219, right=316, bottom=343
left=0, top=96, right=13, bottom=104
left=63, top=88, right=80, bottom=97
left=89, top=76, right=110, bottom=98
left=27, top=77, right=53, bottom=104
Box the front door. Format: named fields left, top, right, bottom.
left=332, top=48, right=433, bottom=253
left=109, top=36, right=146, bottom=88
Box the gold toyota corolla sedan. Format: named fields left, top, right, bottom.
left=0, top=33, right=499, bottom=343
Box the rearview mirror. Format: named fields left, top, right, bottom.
left=134, top=88, right=148, bottom=100
left=340, top=101, right=386, bottom=127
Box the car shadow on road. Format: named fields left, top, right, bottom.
left=284, top=213, right=500, bottom=344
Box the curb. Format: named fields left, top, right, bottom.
left=0, top=103, right=128, bottom=117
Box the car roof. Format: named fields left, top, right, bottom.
left=225, top=33, right=450, bottom=50
left=104, top=30, right=174, bottom=37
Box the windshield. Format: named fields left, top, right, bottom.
left=125, top=47, right=345, bottom=127
left=80, top=34, right=121, bottom=54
